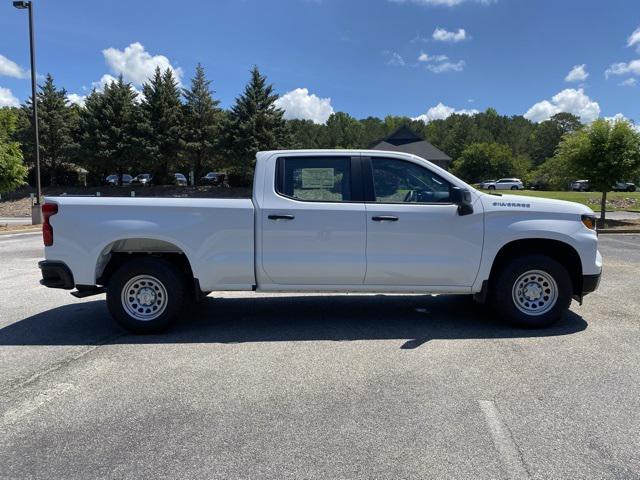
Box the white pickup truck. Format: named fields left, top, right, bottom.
left=39, top=150, right=602, bottom=333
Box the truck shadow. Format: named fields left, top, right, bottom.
left=0, top=294, right=587, bottom=349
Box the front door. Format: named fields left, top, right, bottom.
left=260, top=155, right=367, bottom=285
left=364, top=157, right=483, bottom=287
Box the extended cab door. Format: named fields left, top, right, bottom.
left=259, top=155, right=367, bottom=286
left=363, top=156, right=483, bottom=287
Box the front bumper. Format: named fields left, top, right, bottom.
left=39, top=260, right=74, bottom=290
left=581, top=272, right=601, bottom=296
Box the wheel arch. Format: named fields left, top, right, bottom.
left=95, top=237, right=197, bottom=289
left=487, top=238, right=583, bottom=298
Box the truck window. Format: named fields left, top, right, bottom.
left=371, top=158, right=452, bottom=203
left=276, top=157, right=352, bottom=202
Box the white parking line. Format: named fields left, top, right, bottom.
left=479, top=400, right=530, bottom=480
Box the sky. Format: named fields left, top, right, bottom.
left=0, top=0, right=638, bottom=125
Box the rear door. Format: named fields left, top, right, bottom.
left=260, top=155, right=367, bottom=285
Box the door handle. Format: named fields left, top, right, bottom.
left=268, top=214, right=295, bottom=221
left=371, top=215, right=398, bottom=222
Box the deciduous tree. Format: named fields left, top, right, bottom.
left=0, top=108, right=28, bottom=194
left=555, top=118, right=640, bottom=222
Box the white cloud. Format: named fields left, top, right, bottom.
left=427, top=60, right=465, bottom=73
left=390, top=0, right=495, bottom=6
left=385, top=51, right=407, bottom=67
left=275, top=88, right=334, bottom=124
left=565, top=64, right=588, bottom=82
left=413, top=102, right=479, bottom=122
left=67, top=93, right=86, bottom=107
left=102, top=42, right=183, bottom=86
left=0, top=54, right=28, bottom=79
left=627, top=26, right=640, bottom=52
left=605, top=59, right=640, bottom=78
left=418, top=52, right=449, bottom=62
left=432, top=27, right=468, bottom=42
left=620, top=78, right=637, bottom=87
left=0, top=86, right=20, bottom=107
left=524, top=88, right=600, bottom=123
left=91, top=74, right=118, bottom=91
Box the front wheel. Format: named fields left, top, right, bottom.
left=107, top=257, right=187, bottom=333
left=492, top=254, right=572, bottom=328
left=488, top=185, right=496, bottom=190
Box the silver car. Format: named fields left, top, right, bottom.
left=487, top=178, right=524, bottom=190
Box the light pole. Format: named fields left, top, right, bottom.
left=14, top=0, right=42, bottom=224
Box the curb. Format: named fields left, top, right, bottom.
left=597, top=229, right=640, bottom=234
left=0, top=227, right=40, bottom=236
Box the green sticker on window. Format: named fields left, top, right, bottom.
left=301, top=168, right=335, bottom=189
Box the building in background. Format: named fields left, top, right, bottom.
left=371, top=125, right=452, bottom=170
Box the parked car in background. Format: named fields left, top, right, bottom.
left=200, top=172, right=227, bottom=186
left=487, top=178, right=524, bottom=190
left=570, top=180, right=590, bottom=192
left=105, top=174, right=133, bottom=186
left=172, top=173, right=188, bottom=186
left=613, top=181, right=636, bottom=192
left=477, top=180, right=497, bottom=189
left=133, top=173, right=153, bottom=186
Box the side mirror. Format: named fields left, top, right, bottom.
left=451, top=187, right=474, bottom=216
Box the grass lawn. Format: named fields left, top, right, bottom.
left=482, top=189, right=640, bottom=212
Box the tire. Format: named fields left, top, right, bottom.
left=488, top=186, right=496, bottom=190
left=510, top=186, right=518, bottom=190
left=492, top=254, right=572, bottom=328
left=628, top=186, right=636, bottom=192
left=106, top=257, right=187, bottom=334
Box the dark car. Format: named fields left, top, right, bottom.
left=173, top=173, right=188, bottom=186
left=105, top=174, right=133, bottom=186
left=133, top=173, right=153, bottom=186
left=613, top=181, right=636, bottom=192
left=570, top=180, right=590, bottom=192
left=200, top=172, right=227, bottom=186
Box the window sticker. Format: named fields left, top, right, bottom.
left=301, top=168, right=335, bottom=189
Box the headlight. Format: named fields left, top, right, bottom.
left=581, top=214, right=596, bottom=230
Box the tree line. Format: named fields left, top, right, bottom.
left=1, top=64, right=639, bottom=195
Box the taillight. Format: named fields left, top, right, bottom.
left=42, top=202, right=58, bottom=246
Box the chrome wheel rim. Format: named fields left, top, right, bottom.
left=121, top=275, right=168, bottom=321
left=512, top=270, right=558, bottom=316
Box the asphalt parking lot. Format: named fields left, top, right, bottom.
left=1, top=233, right=639, bottom=479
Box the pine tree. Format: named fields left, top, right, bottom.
left=20, top=74, right=78, bottom=186
left=182, top=63, right=222, bottom=184
left=79, top=76, right=143, bottom=184
left=141, top=67, right=183, bottom=184
left=224, top=66, right=290, bottom=182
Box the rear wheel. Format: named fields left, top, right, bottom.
left=107, top=257, right=187, bottom=333
left=492, top=254, right=572, bottom=328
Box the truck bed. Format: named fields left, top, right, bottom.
left=44, top=196, right=256, bottom=291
